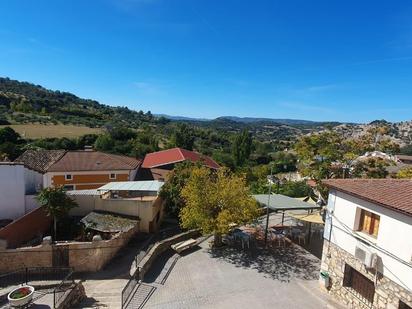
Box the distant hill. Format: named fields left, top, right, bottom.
left=0, top=77, right=162, bottom=128
left=217, top=116, right=321, bottom=126
left=1, top=77, right=410, bottom=147
left=156, top=114, right=342, bottom=127
left=155, top=114, right=210, bottom=122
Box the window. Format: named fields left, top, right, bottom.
left=358, top=209, right=380, bottom=237
left=110, top=173, right=116, bottom=180
left=65, top=174, right=72, bottom=181
left=343, top=264, right=375, bottom=304
left=399, top=301, right=412, bottom=309
left=63, top=185, right=74, bottom=191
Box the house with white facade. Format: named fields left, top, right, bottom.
left=321, top=179, right=412, bottom=309
left=0, top=162, right=43, bottom=221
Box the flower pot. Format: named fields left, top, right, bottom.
left=7, top=285, right=35, bottom=307
left=319, top=271, right=330, bottom=288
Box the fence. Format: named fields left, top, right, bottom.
left=53, top=270, right=75, bottom=309
left=0, top=267, right=74, bottom=308
left=121, top=268, right=140, bottom=309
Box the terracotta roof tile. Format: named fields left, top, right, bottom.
left=323, top=179, right=412, bottom=217
left=142, top=147, right=220, bottom=169
left=15, top=149, right=66, bottom=173
left=47, top=151, right=141, bottom=172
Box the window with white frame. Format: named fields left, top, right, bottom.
left=65, top=174, right=72, bottom=181
left=110, top=173, right=116, bottom=179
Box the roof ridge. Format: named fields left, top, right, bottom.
left=176, top=147, right=186, bottom=160
left=45, top=150, right=67, bottom=171
left=101, top=151, right=136, bottom=169
left=147, top=147, right=181, bottom=156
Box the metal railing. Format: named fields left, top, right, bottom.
left=121, top=268, right=140, bottom=309
left=53, top=270, right=75, bottom=309
left=0, top=267, right=74, bottom=308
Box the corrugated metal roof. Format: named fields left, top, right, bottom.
left=97, top=180, right=164, bottom=192
left=67, top=189, right=101, bottom=196
left=253, top=194, right=321, bottom=211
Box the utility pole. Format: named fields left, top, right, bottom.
left=264, top=166, right=273, bottom=246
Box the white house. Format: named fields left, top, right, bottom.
left=0, top=162, right=43, bottom=220
left=321, top=179, right=412, bottom=309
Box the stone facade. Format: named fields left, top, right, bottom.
left=321, top=240, right=412, bottom=309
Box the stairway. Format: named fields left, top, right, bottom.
left=75, top=278, right=128, bottom=309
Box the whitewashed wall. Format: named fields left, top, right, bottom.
left=0, top=164, right=26, bottom=220
left=325, top=189, right=412, bottom=291
left=0, top=164, right=42, bottom=220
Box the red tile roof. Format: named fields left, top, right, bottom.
left=142, top=147, right=220, bottom=169
left=47, top=151, right=141, bottom=172
left=323, top=179, right=412, bottom=218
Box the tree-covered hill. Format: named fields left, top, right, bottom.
left=0, top=77, right=164, bottom=128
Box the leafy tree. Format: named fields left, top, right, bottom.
left=352, top=158, right=390, bottom=178
left=94, top=134, right=115, bottom=152
left=132, top=130, right=159, bottom=158
left=36, top=186, right=78, bottom=240
left=396, top=167, right=412, bottom=179
left=232, top=129, right=253, bottom=167
left=278, top=180, right=311, bottom=197
left=0, top=126, right=20, bottom=144
left=171, top=123, right=195, bottom=150
left=180, top=167, right=259, bottom=246
left=271, top=151, right=297, bottom=173
left=400, top=144, right=412, bottom=156
left=159, top=161, right=198, bottom=217
left=294, top=131, right=343, bottom=181
left=108, top=126, right=137, bottom=141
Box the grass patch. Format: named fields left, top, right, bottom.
left=0, top=124, right=102, bottom=138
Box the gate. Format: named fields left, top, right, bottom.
left=52, top=245, right=69, bottom=267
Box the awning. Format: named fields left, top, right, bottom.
left=253, top=194, right=321, bottom=212
left=287, top=212, right=324, bottom=225
left=97, top=180, right=164, bottom=192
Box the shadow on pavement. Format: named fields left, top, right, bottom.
left=209, top=244, right=320, bottom=283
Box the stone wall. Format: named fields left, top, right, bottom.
left=62, top=223, right=139, bottom=272
left=137, top=229, right=200, bottom=280
left=321, top=240, right=412, bottom=309
left=0, top=244, right=52, bottom=272
left=0, top=224, right=139, bottom=273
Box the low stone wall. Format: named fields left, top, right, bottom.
left=137, top=229, right=200, bottom=280
left=63, top=223, right=139, bottom=272
left=0, top=224, right=139, bottom=273
left=0, top=244, right=53, bottom=272
left=321, top=240, right=412, bottom=309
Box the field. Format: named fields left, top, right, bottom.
left=0, top=124, right=102, bottom=139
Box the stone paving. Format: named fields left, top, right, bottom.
left=141, top=238, right=345, bottom=309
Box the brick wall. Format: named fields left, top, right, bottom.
left=0, top=207, right=52, bottom=249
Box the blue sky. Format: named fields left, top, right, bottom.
left=1, top=0, right=412, bottom=123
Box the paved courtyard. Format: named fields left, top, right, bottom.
left=139, top=238, right=343, bottom=309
